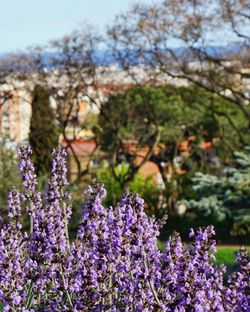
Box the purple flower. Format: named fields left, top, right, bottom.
left=0, top=147, right=249, bottom=311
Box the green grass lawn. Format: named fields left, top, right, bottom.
left=215, top=245, right=250, bottom=276
left=215, top=245, right=243, bottom=265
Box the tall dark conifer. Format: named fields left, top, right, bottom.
left=29, top=85, right=59, bottom=177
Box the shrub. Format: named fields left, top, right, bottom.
left=0, top=147, right=249, bottom=311
left=185, top=148, right=250, bottom=237
left=0, top=142, right=21, bottom=218
left=97, top=163, right=161, bottom=214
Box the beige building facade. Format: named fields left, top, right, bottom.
left=0, top=85, right=32, bottom=145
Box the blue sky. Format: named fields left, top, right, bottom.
left=0, top=0, right=148, bottom=52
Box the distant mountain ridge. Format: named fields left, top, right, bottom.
left=0, top=42, right=246, bottom=69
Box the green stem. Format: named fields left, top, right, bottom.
left=101, top=297, right=105, bottom=311
left=38, top=293, right=41, bottom=305
left=109, top=263, right=113, bottom=307
left=65, top=289, right=73, bottom=308
left=143, top=259, right=162, bottom=307
left=29, top=191, right=35, bottom=234
left=26, top=281, right=34, bottom=309
left=60, top=190, right=70, bottom=247
left=30, top=215, right=33, bottom=234
left=127, top=256, right=135, bottom=312
left=61, top=267, right=73, bottom=308
left=63, top=202, right=70, bottom=247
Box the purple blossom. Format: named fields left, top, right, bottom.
left=0, top=147, right=249, bottom=311
left=18, top=146, right=42, bottom=218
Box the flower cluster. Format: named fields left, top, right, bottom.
left=0, top=147, right=249, bottom=311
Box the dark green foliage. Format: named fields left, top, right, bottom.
left=0, top=143, right=21, bottom=218
left=98, top=85, right=248, bottom=157
left=98, top=86, right=200, bottom=152
left=97, top=163, right=161, bottom=215
left=29, top=85, right=59, bottom=177
left=96, top=85, right=249, bottom=216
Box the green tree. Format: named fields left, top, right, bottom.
left=185, top=148, right=250, bottom=237
left=97, top=85, right=248, bottom=215
left=29, top=85, right=59, bottom=177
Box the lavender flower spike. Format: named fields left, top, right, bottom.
left=0, top=147, right=249, bottom=311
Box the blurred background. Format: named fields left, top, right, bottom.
left=0, top=0, right=250, bottom=257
